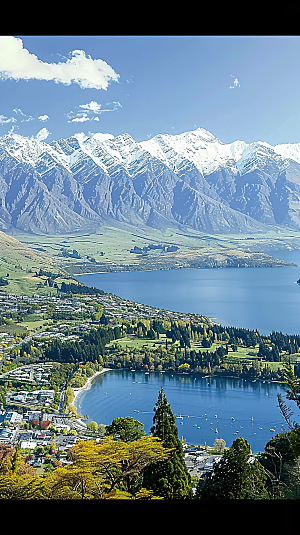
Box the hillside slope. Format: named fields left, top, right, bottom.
left=0, top=230, right=67, bottom=294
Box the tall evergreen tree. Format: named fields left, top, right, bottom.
left=195, top=437, right=269, bottom=500
left=142, top=387, right=192, bottom=499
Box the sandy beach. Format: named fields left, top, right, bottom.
left=72, top=368, right=111, bottom=409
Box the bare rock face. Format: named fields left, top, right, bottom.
left=1, top=128, right=300, bottom=234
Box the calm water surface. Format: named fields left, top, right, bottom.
left=75, top=370, right=286, bottom=453
left=76, top=249, right=299, bottom=451
left=77, top=249, right=300, bottom=335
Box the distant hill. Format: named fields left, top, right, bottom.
left=2, top=128, right=300, bottom=235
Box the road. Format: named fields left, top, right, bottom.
left=58, top=389, right=65, bottom=412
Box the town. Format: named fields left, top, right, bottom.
left=0, top=283, right=295, bottom=485
left=0, top=282, right=297, bottom=500
left=0, top=287, right=223, bottom=480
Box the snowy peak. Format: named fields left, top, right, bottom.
left=141, top=128, right=241, bottom=175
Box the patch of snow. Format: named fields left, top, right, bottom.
left=91, top=133, right=114, bottom=142
left=73, top=132, right=89, bottom=144
left=273, top=143, right=300, bottom=166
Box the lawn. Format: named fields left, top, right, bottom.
left=18, top=319, right=50, bottom=333
left=0, top=323, right=27, bottom=334
left=108, top=336, right=170, bottom=349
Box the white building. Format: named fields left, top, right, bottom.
left=20, top=441, right=37, bottom=449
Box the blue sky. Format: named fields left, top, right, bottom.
left=1, top=35, right=300, bottom=146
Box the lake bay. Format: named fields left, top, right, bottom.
left=75, top=370, right=286, bottom=453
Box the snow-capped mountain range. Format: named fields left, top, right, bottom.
left=1, top=127, right=300, bottom=234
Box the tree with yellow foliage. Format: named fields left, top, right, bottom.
left=44, top=436, right=171, bottom=499
left=0, top=436, right=169, bottom=500
left=0, top=435, right=170, bottom=499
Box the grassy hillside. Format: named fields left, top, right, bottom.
left=0, top=230, right=70, bottom=296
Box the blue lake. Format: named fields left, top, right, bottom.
left=75, top=370, right=286, bottom=453
left=75, top=249, right=300, bottom=451
left=77, top=249, right=300, bottom=336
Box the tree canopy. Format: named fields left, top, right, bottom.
left=105, top=417, right=146, bottom=443
left=0, top=437, right=171, bottom=500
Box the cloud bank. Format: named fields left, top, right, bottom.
left=0, top=36, right=120, bottom=90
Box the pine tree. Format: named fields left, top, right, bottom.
left=142, top=387, right=192, bottom=499
left=196, top=437, right=270, bottom=500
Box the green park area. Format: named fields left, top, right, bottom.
left=106, top=333, right=286, bottom=373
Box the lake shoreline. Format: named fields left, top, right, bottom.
left=73, top=367, right=283, bottom=386
left=73, top=260, right=296, bottom=277
left=72, top=368, right=111, bottom=409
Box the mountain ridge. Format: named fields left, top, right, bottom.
left=1, top=127, right=300, bottom=234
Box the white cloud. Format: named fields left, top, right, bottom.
left=0, top=36, right=120, bottom=90
left=38, top=114, right=49, bottom=122
left=78, top=100, right=121, bottom=114
left=0, top=115, right=17, bottom=124
left=70, top=114, right=90, bottom=123
left=107, top=101, right=122, bottom=109
left=79, top=101, right=102, bottom=112
left=230, top=75, right=240, bottom=89
left=66, top=100, right=121, bottom=123
left=13, top=107, right=26, bottom=116
left=12, top=107, right=35, bottom=122
left=7, top=124, right=18, bottom=135
left=34, top=127, right=50, bottom=141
